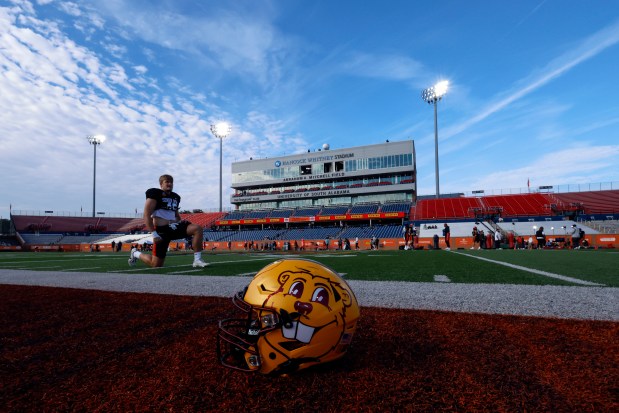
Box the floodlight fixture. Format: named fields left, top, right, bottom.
left=210, top=122, right=232, bottom=212
left=421, top=80, right=449, bottom=199
left=87, top=134, right=106, bottom=217
left=211, top=122, right=231, bottom=139
left=421, top=80, right=449, bottom=104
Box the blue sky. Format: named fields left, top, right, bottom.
left=1, top=0, right=618, bottom=218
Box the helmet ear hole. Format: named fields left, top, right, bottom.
left=269, top=352, right=277, bottom=360
left=339, top=289, right=353, bottom=307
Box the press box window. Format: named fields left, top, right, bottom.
left=300, top=165, right=312, bottom=175
left=323, top=162, right=332, bottom=173
left=335, top=161, right=344, bottom=172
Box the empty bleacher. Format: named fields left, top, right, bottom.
left=553, top=190, right=619, bottom=214
left=222, top=211, right=246, bottom=220
left=243, top=210, right=271, bottom=219
left=118, top=217, right=146, bottom=232
left=13, top=215, right=102, bottom=233
left=480, top=193, right=552, bottom=217
left=293, top=207, right=321, bottom=217
left=589, top=219, right=619, bottom=234
left=227, top=229, right=286, bottom=241
left=182, top=212, right=226, bottom=227
left=269, top=209, right=295, bottom=218
left=319, top=205, right=350, bottom=215
left=349, top=204, right=380, bottom=214
left=281, top=227, right=341, bottom=241
left=380, top=202, right=411, bottom=213
left=58, top=234, right=111, bottom=244
left=339, top=225, right=402, bottom=239
left=19, top=233, right=64, bottom=245
left=412, top=197, right=483, bottom=220
left=203, top=230, right=239, bottom=242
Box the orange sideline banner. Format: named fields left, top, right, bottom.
left=215, top=212, right=405, bottom=226
left=13, top=233, right=617, bottom=253
left=0, top=246, right=21, bottom=251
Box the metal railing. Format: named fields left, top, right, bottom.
left=460, top=181, right=617, bottom=197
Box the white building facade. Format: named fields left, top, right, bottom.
left=230, top=140, right=417, bottom=211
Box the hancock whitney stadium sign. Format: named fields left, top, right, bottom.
left=278, top=152, right=355, bottom=166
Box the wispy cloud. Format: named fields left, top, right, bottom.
left=443, top=18, right=619, bottom=140
left=0, top=2, right=277, bottom=213
left=335, top=51, right=424, bottom=81
left=92, top=0, right=288, bottom=89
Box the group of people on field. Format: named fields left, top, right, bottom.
left=468, top=225, right=503, bottom=250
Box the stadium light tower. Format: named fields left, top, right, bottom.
left=210, top=122, right=232, bottom=212
left=86, top=134, right=106, bottom=217
left=421, top=80, right=449, bottom=199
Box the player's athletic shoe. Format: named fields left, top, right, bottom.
left=193, top=259, right=210, bottom=268
left=128, top=247, right=137, bottom=266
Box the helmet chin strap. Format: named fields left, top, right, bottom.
left=276, top=357, right=320, bottom=375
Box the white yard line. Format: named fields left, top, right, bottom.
left=169, top=269, right=204, bottom=274
left=434, top=274, right=451, bottom=283
left=106, top=256, right=279, bottom=273
left=451, top=251, right=603, bottom=286
left=0, top=256, right=124, bottom=264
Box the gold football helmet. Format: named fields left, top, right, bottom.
left=217, top=258, right=360, bottom=374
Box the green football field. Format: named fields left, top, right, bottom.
left=0, top=249, right=617, bottom=287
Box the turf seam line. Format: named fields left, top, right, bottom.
left=450, top=251, right=603, bottom=286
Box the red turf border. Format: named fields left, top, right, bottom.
left=1, top=285, right=617, bottom=412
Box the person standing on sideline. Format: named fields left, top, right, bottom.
left=471, top=226, right=479, bottom=249
left=535, top=226, right=545, bottom=250
left=442, top=223, right=451, bottom=250
left=571, top=224, right=581, bottom=249
left=494, top=229, right=502, bottom=249
left=128, top=174, right=209, bottom=268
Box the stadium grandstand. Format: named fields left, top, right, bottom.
left=2, top=140, right=618, bottom=252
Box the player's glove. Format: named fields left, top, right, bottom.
left=152, top=230, right=162, bottom=242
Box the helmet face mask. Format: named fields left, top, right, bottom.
left=217, top=258, right=360, bottom=374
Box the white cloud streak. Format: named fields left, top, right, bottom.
left=443, top=18, right=619, bottom=140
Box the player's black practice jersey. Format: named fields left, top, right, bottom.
left=145, top=188, right=181, bottom=212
